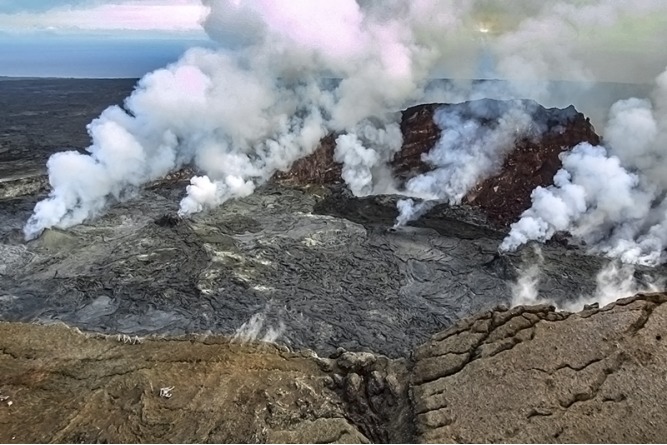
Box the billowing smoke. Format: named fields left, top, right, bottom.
left=582, top=262, right=661, bottom=311
left=502, top=67, right=667, bottom=265
left=500, top=143, right=651, bottom=254
left=24, top=0, right=433, bottom=238
left=334, top=122, right=403, bottom=197
left=24, top=1, right=667, bottom=240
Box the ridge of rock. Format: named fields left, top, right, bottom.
left=277, top=99, right=600, bottom=226
left=2, top=293, right=667, bottom=443
left=412, top=292, right=667, bottom=443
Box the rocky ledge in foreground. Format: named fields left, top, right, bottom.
left=277, top=99, right=600, bottom=226
left=2, top=293, right=667, bottom=443
left=412, top=292, right=667, bottom=443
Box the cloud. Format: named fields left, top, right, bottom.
left=0, top=0, right=92, bottom=14
left=0, top=0, right=207, bottom=34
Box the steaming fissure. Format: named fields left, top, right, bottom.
left=23, top=1, right=667, bottom=294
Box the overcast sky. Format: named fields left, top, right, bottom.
left=2, top=1, right=667, bottom=81
left=0, top=0, right=210, bottom=77
left=0, top=0, right=208, bottom=34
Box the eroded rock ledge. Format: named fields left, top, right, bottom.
left=412, top=292, right=667, bottom=443
left=2, top=293, right=667, bottom=443
left=277, top=99, right=600, bottom=226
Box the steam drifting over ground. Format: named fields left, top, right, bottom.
left=510, top=245, right=665, bottom=311
left=233, top=312, right=285, bottom=344
left=23, top=0, right=667, bottom=272
left=502, top=69, right=667, bottom=265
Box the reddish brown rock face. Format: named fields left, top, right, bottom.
left=275, top=99, right=600, bottom=227
left=463, top=122, right=600, bottom=226
left=455, top=101, right=600, bottom=226
left=274, top=134, right=341, bottom=186
left=392, top=103, right=442, bottom=179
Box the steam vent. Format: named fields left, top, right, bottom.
left=278, top=99, right=601, bottom=226
left=3, top=77, right=667, bottom=443
left=4, top=0, right=667, bottom=442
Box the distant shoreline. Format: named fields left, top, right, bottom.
left=0, top=76, right=654, bottom=87
left=0, top=76, right=140, bottom=81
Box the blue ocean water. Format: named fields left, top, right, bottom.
left=0, top=33, right=211, bottom=78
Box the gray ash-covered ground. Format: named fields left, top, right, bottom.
left=0, top=78, right=136, bottom=178
left=0, top=78, right=661, bottom=358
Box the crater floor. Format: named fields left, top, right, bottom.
left=0, top=78, right=661, bottom=358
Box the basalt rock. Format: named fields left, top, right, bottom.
left=277, top=99, right=600, bottom=227
left=274, top=134, right=341, bottom=186
left=412, top=293, right=667, bottom=443
left=1, top=78, right=662, bottom=444
left=457, top=101, right=600, bottom=226
left=0, top=80, right=636, bottom=361
left=3, top=293, right=667, bottom=443
left=0, top=323, right=372, bottom=444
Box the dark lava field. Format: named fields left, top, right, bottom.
left=0, top=78, right=660, bottom=358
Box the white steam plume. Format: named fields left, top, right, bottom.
left=405, top=102, right=534, bottom=201
left=233, top=312, right=285, bottom=344
left=510, top=257, right=664, bottom=311
left=580, top=262, right=664, bottom=311
left=394, top=198, right=437, bottom=228
left=334, top=122, right=403, bottom=197
left=563, top=262, right=662, bottom=312
left=24, top=1, right=667, bottom=239
left=510, top=245, right=545, bottom=307
left=23, top=0, right=450, bottom=238
left=393, top=101, right=535, bottom=226
left=502, top=67, right=667, bottom=266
